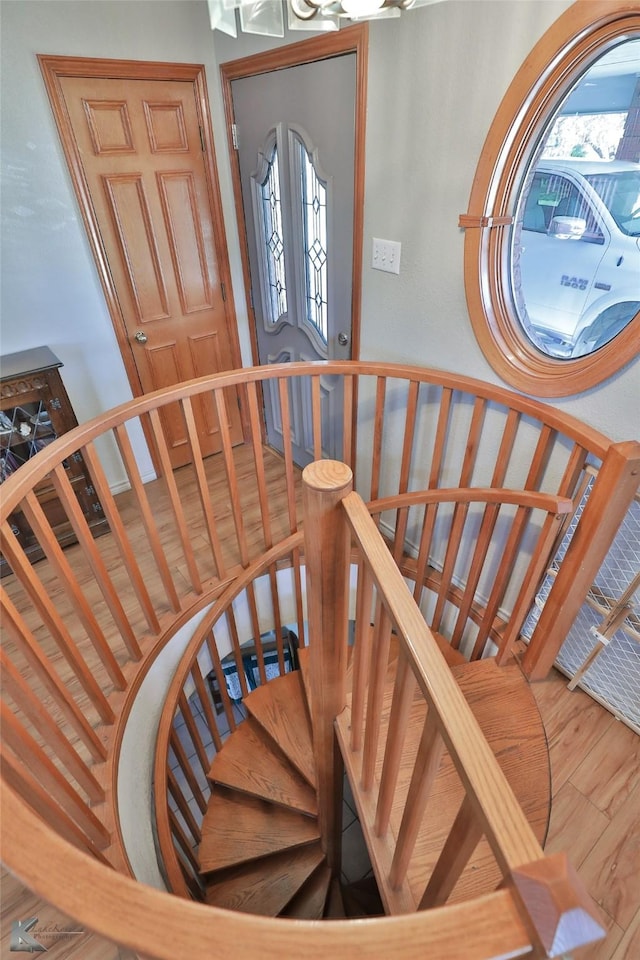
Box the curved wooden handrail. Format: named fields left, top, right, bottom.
left=0, top=360, right=612, bottom=518
left=2, top=779, right=538, bottom=960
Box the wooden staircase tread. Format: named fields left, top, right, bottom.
left=204, top=843, right=325, bottom=916
left=280, top=862, right=332, bottom=919
left=245, top=671, right=316, bottom=788
left=199, top=786, right=320, bottom=873
left=208, top=716, right=317, bottom=816
left=338, top=656, right=550, bottom=915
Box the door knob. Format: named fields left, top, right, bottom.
left=337, top=331, right=349, bottom=346
left=134, top=331, right=148, bottom=344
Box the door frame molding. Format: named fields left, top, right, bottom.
left=38, top=55, right=244, bottom=407
left=220, top=23, right=368, bottom=369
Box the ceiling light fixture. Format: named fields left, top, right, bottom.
left=207, top=0, right=446, bottom=39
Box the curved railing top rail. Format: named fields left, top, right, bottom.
left=0, top=360, right=614, bottom=519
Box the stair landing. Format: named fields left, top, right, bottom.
left=336, top=656, right=551, bottom=915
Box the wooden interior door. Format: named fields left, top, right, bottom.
left=40, top=58, right=243, bottom=470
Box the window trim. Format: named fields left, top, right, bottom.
left=462, top=0, right=640, bottom=397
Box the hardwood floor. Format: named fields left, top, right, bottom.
left=530, top=668, right=640, bottom=960
left=1, top=445, right=638, bottom=958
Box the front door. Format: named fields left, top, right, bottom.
left=40, top=59, right=243, bottom=469
left=231, top=54, right=356, bottom=466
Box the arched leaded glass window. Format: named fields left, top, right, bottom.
left=255, top=140, right=287, bottom=326
left=298, top=136, right=329, bottom=344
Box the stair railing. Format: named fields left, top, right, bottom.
left=302, top=460, right=605, bottom=957
left=2, top=361, right=638, bottom=960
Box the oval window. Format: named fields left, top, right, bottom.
left=463, top=2, right=640, bottom=397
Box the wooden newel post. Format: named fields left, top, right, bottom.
left=523, top=440, right=640, bottom=681
left=302, top=459, right=353, bottom=875
left=511, top=853, right=606, bottom=957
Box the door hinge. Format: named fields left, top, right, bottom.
left=199, top=125, right=206, bottom=152
left=221, top=282, right=226, bottom=302
left=231, top=123, right=239, bottom=150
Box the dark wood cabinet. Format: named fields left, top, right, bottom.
left=0, top=346, right=107, bottom=576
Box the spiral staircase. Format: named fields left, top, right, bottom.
left=2, top=361, right=639, bottom=960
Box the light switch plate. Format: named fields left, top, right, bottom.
left=372, top=237, right=401, bottom=275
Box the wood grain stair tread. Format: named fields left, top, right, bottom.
left=245, top=671, right=316, bottom=788
left=280, top=862, right=332, bottom=919
left=208, top=716, right=317, bottom=816
left=204, top=843, right=325, bottom=916
left=337, top=656, right=550, bottom=915
left=199, top=786, right=321, bottom=873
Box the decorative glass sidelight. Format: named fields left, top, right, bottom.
left=298, top=138, right=329, bottom=344
left=259, top=144, right=288, bottom=325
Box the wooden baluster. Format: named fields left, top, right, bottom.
left=1, top=590, right=107, bottom=761
left=214, top=387, right=250, bottom=568
left=191, top=661, right=223, bottom=753
left=370, top=376, right=387, bottom=502
left=246, top=381, right=274, bottom=552
left=51, top=463, right=142, bottom=661
left=0, top=649, right=104, bottom=804
left=81, top=441, right=160, bottom=634
left=148, top=407, right=202, bottom=594
left=450, top=500, right=499, bottom=651
left=450, top=410, right=520, bottom=648
left=206, top=628, right=237, bottom=735
left=470, top=503, right=530, bottom=660
left=311, top=375, right=323, bottom=461
left=17, top=494, right=127, bottom=694
left=362, top=599, right=393, bottom=791
left=524, top=440, right=640, bottom=679
left=389, top=709, right=444, bottom=890
left=495, top=507, right=568, bottom=664
left=1, top=703, right=110, bottom=849
left=168, top=768, right=202, bottom=844
left=168, top=807, right=200, bottom=875
left=350, top=559, right=374, bottom=752
left=524, top=424, right=556, bottom=493
left=302, top=459, right=353, bottom=874
left=178, top=692, right=212, bottom=780
left=342, top=372, right=354, bottom=470
left=225, top=606, right=250, bottom=702
left=419, top=793, right=482, bottom=908
left=375, top=649, right=417, bottom=837
left=180, top=397, right=226, bottom=580
left=169, top=729, right=208, bottom=815
left=392, top=380, right=419, bottom=558
left=278, top=377, right=305, bottom=648
left=246, top=583, right=267, bottom=686
left=0, top=522, right=119, bottom=716
left=412, top=502, right=438, bottom=605
left=429, top=386, right=452, bottom=489
left=1, top=751, right=111, bottom=864
left=431, top=500, right=470, bottom=635
left=114, top=422, right=180, bottom=612
left=459, top=397, right=486, bottom=486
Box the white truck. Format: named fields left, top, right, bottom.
left=514, top=158, right=640, bottom=358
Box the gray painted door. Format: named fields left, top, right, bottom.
left=232, top=54, right=355, bottom=466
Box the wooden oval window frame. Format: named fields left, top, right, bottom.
left=462, top=0, right=640, bottom=398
